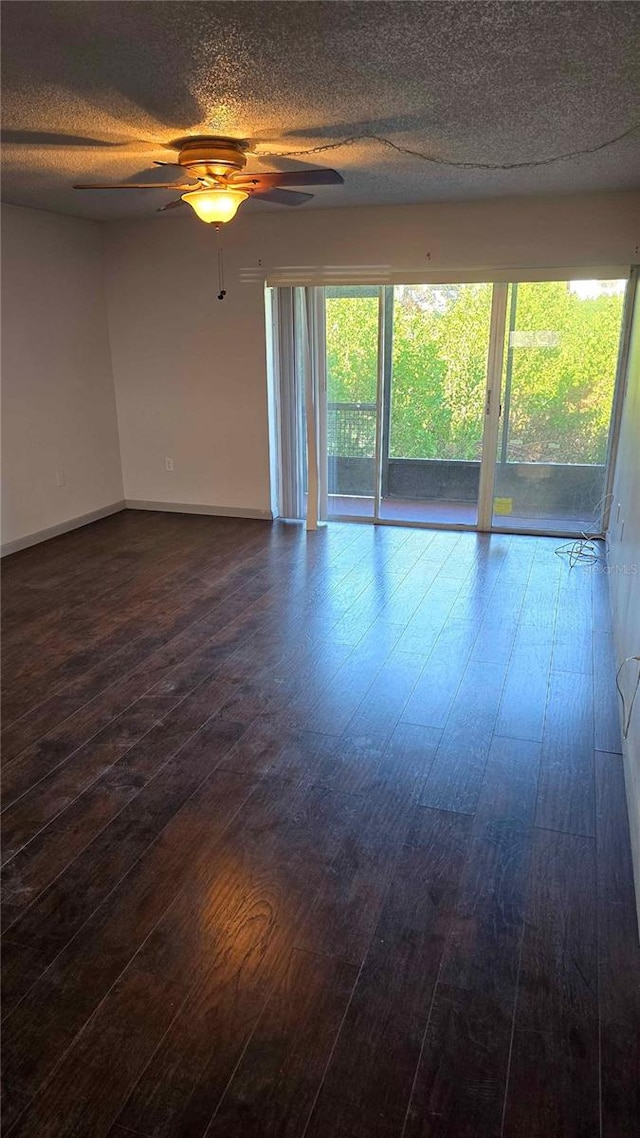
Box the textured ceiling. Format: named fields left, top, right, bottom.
left=2, top=1, right=640, bottom=222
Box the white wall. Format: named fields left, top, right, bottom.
left=1, top=205, right=123, bottom=549
left=103, top=214, right=272, bottom=515
left=3, top=191, right=637, bottom=536
left=103, top=190, right=640, bottom=514
left=609, top=279, right=640, bottom=921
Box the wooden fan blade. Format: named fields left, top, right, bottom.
left=73, top=182, right=191, bottom=190
left=157, top=199, right=187, bottom=212
left=231, top=168, right=344, bottom=188
left=153, top=161, right=184, bottom=168
left=251, top=188, right=313, bottom=206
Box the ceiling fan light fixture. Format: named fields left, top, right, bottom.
left=181, top=186, right=248, bottom=224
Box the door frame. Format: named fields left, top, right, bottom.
left=601, top=267, right=637, bottom=533
left=372, top=285, right=386, bottom=521
left=477, top=283, right=508, bottom=531
left=379, top=285, right=395, bottom=504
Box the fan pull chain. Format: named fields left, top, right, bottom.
left=215, top=227, right=226, bottom=300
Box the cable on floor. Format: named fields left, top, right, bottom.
left=554, top=493, right=612, bottom=569
left=554, top=538, right=605, bottom=569
left=616, top=656, right=640, bottom=740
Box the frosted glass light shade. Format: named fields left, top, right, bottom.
left=181, top=188, right=249, bottom=224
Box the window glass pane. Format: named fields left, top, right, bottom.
left=493, top=279, right=626, bottom=533
left=389, top=284, right=493, bottom=461
left=380, top=283, right=492, bottom=527
left=325, top=288, right=380, bottom=518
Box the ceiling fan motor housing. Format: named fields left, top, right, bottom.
left=177, top=137, right=248, bottom=179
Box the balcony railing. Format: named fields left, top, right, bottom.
left=328, top=402, right=377, bottom=459
left=327, top=401, right=606, bottom=513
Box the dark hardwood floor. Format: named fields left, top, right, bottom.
left=1, top=509, right=638, bottom=1137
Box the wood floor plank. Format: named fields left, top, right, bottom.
left=113, top=781, right=359, bottom=1138
left=356, top=564, right=435, bottom=630
left=595, top=751, right=638, bottom=911
left=506, top=827, right=599, bottom=1136
left=302, top=621, right=404, bottom=735
left=517, top=827, right=598, bottom=1035
left=470, top=618, right=518, bottom=666
left=535, top=670, right=596, bottom=836
left=402, top=737, right=540, bottom=1138
left=1, top=524, right=302, bottom=778
left=1, top=514, right=635, bottom=1138
left=599, top=1020, right=640, bottom=1138
left=1, top=512, right=263, bottom=664
left=254, top=638, right=355, bottom=730
left=517, top=553, right=560, bottom=632
left=1, top=742, right=129, bottom=863
left=1, top=594, right=259, bottom=809
left=1, top=938, right=62, bottom=1021
left=13, top=578, right=282, bottom=774
left=296, top=724, right=441, bottom=965
left=404, top=985, right=512, bottom=1138
left=216, top=715, right=303, bottom=777
left=204, top=949, right=359, bottom=1138
left=494, top=663, right=549, bottom=742
left=1, top=686, right=245, bottom=928
left=1, top=777, right=140, bottom=930
left=1, top=1079, right=31, bottom=1134
left=2, top=717, right=246, bottom=975
left=591, top=566, right=612, bottom=633
left=419, top=660, right=506, bottom=813
left=0, top=514, right=263, bottom=664
left=502, top=1024, right=600, bottom=1138
left=554, top=562, right=593, bottom=638
left=343, top=650, right=425, bottom=742
left=495, top=630, right=552, bottom=742
left=595, top=752, right=640, bottom=1138
left=303, top=808, right=471, bottom=1138
left=593, top=631, right=623, bottom=754
left=1, top=555, right=215, bottom=722
left=552, top=625, right=593, bottom=675
left=401, top=619, right=479, bottom=729
left=6, top=966, right=185, bottom=1138
left=1, top=768, right=261, bottom=1100
left=435, top=736, right=540, bottom=1004
left=372, top=721, right=442, bottom=800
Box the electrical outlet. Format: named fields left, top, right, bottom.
left=164, top=457, right=174, bottom=472
left=55, top=470, right=65, bottom=487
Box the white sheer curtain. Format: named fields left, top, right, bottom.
left=273, top=286, right=327, bottom=529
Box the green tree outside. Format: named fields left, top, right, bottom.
left=326, top=281, right=625, bottom=464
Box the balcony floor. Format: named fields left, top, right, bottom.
left=328, top=495, right=600, bottom=535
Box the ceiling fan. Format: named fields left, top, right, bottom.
left=73, top=135, right=344, bottom=224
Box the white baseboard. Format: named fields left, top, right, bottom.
left=1, top=500, right=126, bottom=556
left=124, top=499, right=273, bottom=521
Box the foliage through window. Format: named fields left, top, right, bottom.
left=325, top=281, right=625, bottom=465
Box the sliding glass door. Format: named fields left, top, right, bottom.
left=325, top=287, right=382, bottom=520
left=321, top=277, right=628, bottom=536
left=380, top=283, right=493, bottom=527
left=273, top=274, right=629, bottom=537
left=324, top=282, right=494, bottom=527
left=491, top=279, right=627, bottom=534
